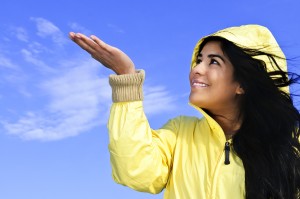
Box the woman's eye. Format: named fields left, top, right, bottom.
left=210, top=59, right=219, bottom=65
left=196, top=57, right=202, bottom=64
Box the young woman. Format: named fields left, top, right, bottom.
left=69, top=24, right=300, bottom=199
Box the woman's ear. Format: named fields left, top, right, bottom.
left=236, top=85, right=245, bottom=95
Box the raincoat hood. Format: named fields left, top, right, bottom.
left=190, top=24, right=288, bottom=93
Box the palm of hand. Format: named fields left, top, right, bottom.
left=69, top=32, right=135, bottom=75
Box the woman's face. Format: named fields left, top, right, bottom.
left=189, top=41, right=243, bottom=112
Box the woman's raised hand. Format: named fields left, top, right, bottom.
left=69, top=32, right=135, bottom=75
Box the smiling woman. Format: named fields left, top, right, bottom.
left=69, top=24, right=300, bottom=199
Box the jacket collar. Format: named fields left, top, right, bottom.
left=189, top=102, right=226, bottom=142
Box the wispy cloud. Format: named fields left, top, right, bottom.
left=2, top=59, right=110, bottom=141
left=10, top=26, right=29, bottom=42
left=0, top=59, right=28, bottom=85
left=2, top=62, right=176, bottom=141
left=18, top=87, right=33, bottom=98
left=144, top=86, right=176, bottom=115
left=68, top=22, right=91, bottom=35
left=28, top=41, right=50, bottom=54
left=0, top=54, right=19, bottom=70
left=30, top=17, right=67, bottom=45
left=21, top=48, right=56, bottom=73
left=107, top=23, right=125, bottom=34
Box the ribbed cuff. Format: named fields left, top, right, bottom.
left=109, top=70, right=145, bottom=102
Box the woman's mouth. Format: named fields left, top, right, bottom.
left=191, top=80, right=209, bottom=87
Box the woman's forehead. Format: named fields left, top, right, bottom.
left=199, top=41, right=222, bottom=53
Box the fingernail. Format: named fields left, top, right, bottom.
left=75, top=33, right=81, bottom=38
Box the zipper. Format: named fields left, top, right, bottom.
left=210, top=141, right=232, bottom=198
left=224, top=141, right=230, bottom=165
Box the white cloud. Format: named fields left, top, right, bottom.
left=2, top=58, right=177, bottom=141
left=68, top=22, right=91, bottom=35
left=18, top=87, right=32, bottom=98
left=144, top=86, right=176, bottom=115
left=30, top=17, right=67, bottom=45
left=42, top=61, right=111, bottom=113
left=21, top=49, right=56, bottom=73
left=0, top=54, right=19, bottom=70
left=107, top=23, right=125, bottom=34
left=28, top=41, right=49, bottom=54
left=11, top=26, right=28, bottom=42
left=2, top=59, right=110, bottom=141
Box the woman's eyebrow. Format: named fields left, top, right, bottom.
left=208, top=54, right=226, bottom=63
left=198, top=53, right=226, bottom=63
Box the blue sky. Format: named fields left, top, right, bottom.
left=1, top=0, right=300, bottom=198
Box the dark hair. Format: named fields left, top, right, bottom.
left=199, top=36, right=300, bottom=199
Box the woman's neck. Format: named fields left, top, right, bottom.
left=206, top=108, right=243, bottom=139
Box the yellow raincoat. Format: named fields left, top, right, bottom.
left=107, top=25, right=287, bottom=199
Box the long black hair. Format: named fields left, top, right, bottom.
left=199, top=36, right=300, bottom=199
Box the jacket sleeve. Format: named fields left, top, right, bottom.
left=107, top=70, right=178, bottom=194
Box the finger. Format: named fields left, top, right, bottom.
left=90, top=35, right=107, bottom=49
left=75, top=33, right=104, bottom=52
left=72, top=33, right=96, bottom=54
left=69, top=32, right=76, bottom=40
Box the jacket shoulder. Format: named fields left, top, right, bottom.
left=167, top=115, right=204, bottom=128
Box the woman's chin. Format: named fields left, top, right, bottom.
left=189, top=94, right=203, bottom=106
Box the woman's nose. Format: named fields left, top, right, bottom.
left=192, top=62, right=207, bottom=75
